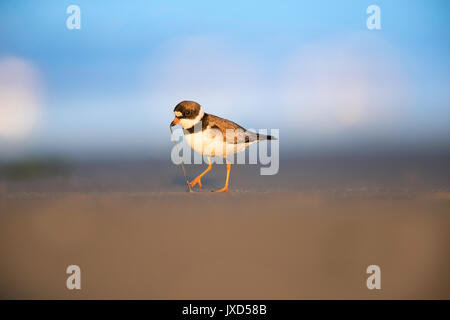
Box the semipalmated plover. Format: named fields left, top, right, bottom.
left=170, top=101, right=275, bottom=192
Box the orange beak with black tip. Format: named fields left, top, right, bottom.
left=170, top=117, right=180, bottom=127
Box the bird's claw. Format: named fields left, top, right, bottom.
left=187, top=176, right=203, bottom=190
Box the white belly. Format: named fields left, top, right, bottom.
left=185, top=129, right=252, bottom=157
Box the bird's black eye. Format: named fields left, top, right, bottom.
left=185, top=110, right=191, bottom=117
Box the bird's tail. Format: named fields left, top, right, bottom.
left=256, top=133, right=277, bottom=141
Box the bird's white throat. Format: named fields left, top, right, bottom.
left=179, top=107, right=204, bottom=129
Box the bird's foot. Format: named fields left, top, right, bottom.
left=188, top=176, right=203, bottom=189
left=212, top=186, right=228, bottom=193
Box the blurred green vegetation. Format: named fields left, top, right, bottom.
left=0, top=157, right=72, bottom=181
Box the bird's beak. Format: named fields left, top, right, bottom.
left=170, top=117, right=180, bottom=127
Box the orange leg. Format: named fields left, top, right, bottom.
left=188, top=157, right=212, bottom=189
left=212, top=158, right=231, bottom=193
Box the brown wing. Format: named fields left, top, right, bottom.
left=205, top=114, right=259, bottom=144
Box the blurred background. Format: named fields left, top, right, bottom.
left=0, top=0, right=449, bottom=299
left=0, top=0, right=449, bottom=161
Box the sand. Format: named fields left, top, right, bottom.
left=0, top=156, right=449, bottom=299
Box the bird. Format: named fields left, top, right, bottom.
left=170, top=100, right=275, bottom=192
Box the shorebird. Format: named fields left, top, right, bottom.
left=170, top=100, right=275, bottom=192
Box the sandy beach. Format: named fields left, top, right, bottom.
left=0, top=156, right=449, bottom=299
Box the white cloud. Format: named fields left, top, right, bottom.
left=0, top=57, right=43, bottom=140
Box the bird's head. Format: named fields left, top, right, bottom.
left=170, top=100, right=204, bottom=129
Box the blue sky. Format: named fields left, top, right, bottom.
left=0, top=0, right=449, bottom=158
